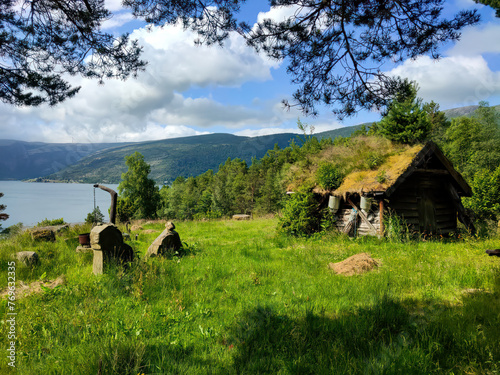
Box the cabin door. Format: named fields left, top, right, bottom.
left=417, top=188, right=437, bottom=234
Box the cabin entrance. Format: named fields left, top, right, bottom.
left=417, top=188, right=437, bottom=234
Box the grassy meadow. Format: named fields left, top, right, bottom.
left=0, top=218, right=499, bottom=374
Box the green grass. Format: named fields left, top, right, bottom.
left=0, top=218, right=499, bottom=374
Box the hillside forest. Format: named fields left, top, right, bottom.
left=114, top=88, right=500, bottom=237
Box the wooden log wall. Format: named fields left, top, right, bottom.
left=387, top=173, right=457, bottom=235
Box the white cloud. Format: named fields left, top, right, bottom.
left=235, top=127, right=300, bottom=137
left=448, top=23, right=500, bottom=56
left=105, top=0, right=125, bottom=12
left=387, top=55, right=500, bottom=107
left=102, top=12, right=136, bottom=30
left=0, top=23, right=284, bottom=143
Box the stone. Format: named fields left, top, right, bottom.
left=30, top=228, right=56, bottom=242
left=76, top=246, right=92, bottom=253
left=16, top=251, right=40, bottom=267
left=146, top=221, right=182, bottom=258
left=232, top=214, right=251, bottom=220
left=90, top=223, right=134, bottom=274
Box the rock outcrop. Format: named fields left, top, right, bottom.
left=146, top=222, right=182, bottom=258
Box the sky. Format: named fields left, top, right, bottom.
left=0, top=0, right=499, bottom=144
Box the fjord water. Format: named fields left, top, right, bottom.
left=0, top=181, right=119, bottom=228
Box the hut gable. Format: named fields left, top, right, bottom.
left=324, top=141, right=474, bottom=236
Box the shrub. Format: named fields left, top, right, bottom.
left=37, top=218, right=65, bottom=226
left=85, top=206, right=105, bottom=224
left=316, top=163, right=344, bottom=190
left=277, top=192, right=319, bottom=236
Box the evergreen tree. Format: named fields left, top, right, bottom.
left=376, top=83, right=431, bottom=144
left=1, top=0, right=145, bottom=106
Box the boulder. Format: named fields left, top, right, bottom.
left=30, top=228, right=56, bottom=242
left=146, top=221, right=182, bottom=258
left=16, top=251, right=40, bottom=267
left=90, top=223, right=134, bottom=274
left=232, top=214, right=251, bottom=220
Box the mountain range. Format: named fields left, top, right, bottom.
left=0, top=104, right=495, bottom=184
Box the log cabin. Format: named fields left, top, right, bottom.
left=317, top=141, right=474, bottom=237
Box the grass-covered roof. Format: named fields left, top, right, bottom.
left=286, top=135, right=470, bottom=198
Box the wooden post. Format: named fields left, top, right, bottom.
left=379, top=199, right=384, bottom=237
left=94, top=184, right=118, bottom=224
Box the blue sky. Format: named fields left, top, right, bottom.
left=0, top=0, right=499, bottom=143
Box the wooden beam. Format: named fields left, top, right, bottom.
left=447, top=182, right=476, bottom=235
left=347, top=198, right=378, bottom=236
left=413, top=169, right=450, bottom=175
left=379, top=199, right=384, bottom=237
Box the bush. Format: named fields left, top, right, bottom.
left=277, top=192, right=320, bottom=236
left=316, top=163, right=344, bottom=190
left=37, top=218, right=65, bottom=226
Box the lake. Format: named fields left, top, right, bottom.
left=0, top=181, right=120, bottom=228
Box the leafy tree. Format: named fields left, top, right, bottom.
left=118, top=152, right=160, bottom=219
left=423, top=101, right=450, bottom=146
left=444, top=103, right=500, bottom=179
left=376, top=82, right=431, bottom=144
left=444, top=117, right=484, bottom=177
left=463, top=166, right=500, bottom=222
left=0, top=192, right=8, bottom=230
left=126, top=0, right=479, bottom=118
left=1, top=0, right=145, bottom=106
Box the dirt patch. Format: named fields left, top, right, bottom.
left=1, top=275, right=65, bottom=299
left=142, top=229, right=158, bottom=234
left=328, top=253, right=379, bottom=276
left=131, top=225, right=144, bottom=231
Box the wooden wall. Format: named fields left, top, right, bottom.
left=331, top=172, right=459, bottom=236
left=387, top=173, right=457, bottom=235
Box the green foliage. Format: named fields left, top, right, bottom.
left=316, top=163, right=344, bottom=190
left=424, top=101, right=451, bottom=146
left=444, top=102, right=500, bottom=180
left=118, top=152, right=160, bottom=220
left=384, top=212, right=412, bottom=243
left=463, top=166, right=500, bottom=222
left=36, top=218, right=65, bottom=226
left=277, top=193, right=319, bottom=236
left=85, top=206, right=105, bottom=224
left=376, top=82, right=432, bottom=144
left=0, top=192, right=8, bottom=230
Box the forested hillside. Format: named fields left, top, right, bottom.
left=0, top=140, right=123, bottom=180
left=44, top=127, right=364, bottom=184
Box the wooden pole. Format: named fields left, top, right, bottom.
left=379, top=199, right=384, bottom=237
